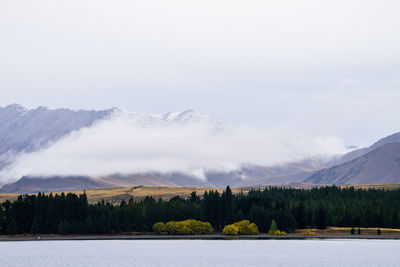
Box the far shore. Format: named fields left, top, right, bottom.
left=3, top=226, right=398, bottom=241
left=1, top=233, right=399, bottom=242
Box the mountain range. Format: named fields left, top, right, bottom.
left=0, top=104, right=113, bottom=169
left=296, top=126, right=400, bottom=186
left=307, top=138, right=400, bottom=185
left=0, top=104, right=399, bottom=193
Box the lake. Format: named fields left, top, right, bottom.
left=0, top=239, right=398, bottom=266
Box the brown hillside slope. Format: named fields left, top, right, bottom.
left=1, top=184, right=400, bottom=204
left=306, top=143, right=400, bottom=184
left=0, top=186, right=248, bottom=204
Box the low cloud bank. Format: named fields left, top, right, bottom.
left=0, top=112, right=348, bottom=182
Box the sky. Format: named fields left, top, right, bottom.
left=1, top=0, right=400, bottom=147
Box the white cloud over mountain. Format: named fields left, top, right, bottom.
left=0, top=109, right=348, bottom=182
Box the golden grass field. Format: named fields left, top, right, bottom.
left=79, top=186, right=250, bottom=204
left=0, top=186, right=250, bottom=204
left=296, top=227, right=400, bottom=236
left=340, top=183, right=400, bottom=190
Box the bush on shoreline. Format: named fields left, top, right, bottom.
left=222, top=220, right=259, bottom=235
left=222, top=225, right=239, bottom=235
left=268, top=220, right=287, bottom=235
left=153, top=220, right=214, bottom=235
left=152, top=222, right=167, bottom=234
left=302, top=230, right=317, bottom=236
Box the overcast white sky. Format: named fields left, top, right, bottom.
left=1, top=0, right=400, bottom=146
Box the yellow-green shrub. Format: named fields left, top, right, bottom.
left=158, top=220, right=214, bottom=235
left=153, top=222, right=167, bottom=234
left=268, top=220, right=278, bottom=235
left=273, top=230, right=287, bottom=236
left=267, top=220, right=288, bottom=236
left=222, top=224, right=239, bottom=235
left=234, top=220, right=259, bottom=235
left=303, top=230, right=317, bottom=236
left=223, top=220, right=259, bottom=235
left=165, top=221, right=178, bottom=234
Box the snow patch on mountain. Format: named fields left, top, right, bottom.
left=110, top=108, right=225, bottom=130
left=0, top=104, right=114, bottom=168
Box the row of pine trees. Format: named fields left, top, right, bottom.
left=1, top=186, right=399, bottom=235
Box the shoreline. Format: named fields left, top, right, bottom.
left=1, top=234, right=399, bottom=241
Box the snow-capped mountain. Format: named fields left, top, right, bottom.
left=112, top=108, right=225, bottom=129
left=0, top=104, right=114, bottom=168
left=0, top=105, right=224, bottom=170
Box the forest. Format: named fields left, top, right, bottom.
left=0, top=186, right=399, bottom=235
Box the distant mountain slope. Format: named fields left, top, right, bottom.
left=0, top=105, right=223, bottom=156
left=0, top=105, right=223, bottom=170
left=0, top=162, right=324, bottom=193
left=0, top=173, right=211, bottom=194
left=306, top=143, right=400, bottom=185
left=337, top=131, right=400, bottom=165
left=0, top=104, right=114, bottom=168
left=0, top=176, right=104, bottom=194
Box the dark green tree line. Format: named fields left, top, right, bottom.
left=0, top=186, right=399, bottom=235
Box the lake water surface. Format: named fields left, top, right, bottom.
left=0, top=239, right=398, bottom=266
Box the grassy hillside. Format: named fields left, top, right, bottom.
left=0, top=186, right=249, bottom=204
left=1, top=183, right=399, bottom=204
left=341, top=183, right=400, bottom=190
left=77, top=186, right=250, bottom=203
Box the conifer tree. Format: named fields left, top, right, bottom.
left=222, top=186, right=234, bottom=225
left=31, top=216, right=39, bottom=235
left=315, top=205, right=327, bottom=229
left=6, top=218, right=17, bottom=235
left=295, top=202, right=306, bottom=229
left=268, top=220, right=278, bottom=235
left=350, top=227, right=355, bottom=235
left=189, top=191, right=200, bottom=203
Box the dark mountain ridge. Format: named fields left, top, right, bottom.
left=337, top=131, right=400, bottom=165
left=306, top=142, right=400, bottom=185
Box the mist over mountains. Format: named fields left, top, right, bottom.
left=0, top=104, right=399, bottom=193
